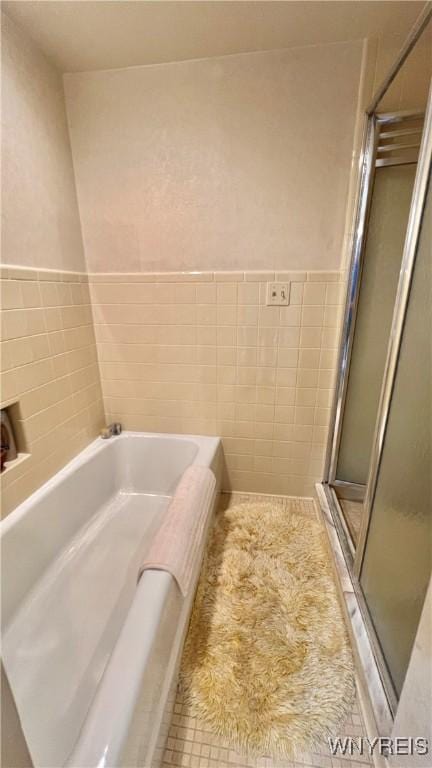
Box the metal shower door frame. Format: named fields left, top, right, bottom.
left=321, top=3, right=432, bottom=719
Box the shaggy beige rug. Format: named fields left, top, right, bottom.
left=180, top=501, right=354, bottom=759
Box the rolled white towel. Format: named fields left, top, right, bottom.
left=138, top=465, right=216, bottom=596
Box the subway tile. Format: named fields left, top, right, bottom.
left=236, top=366, right=256, bottom=386
left=254, top=422, right=274, bottom=440
left=237, top=347, right=256, bottom=366
left=57, top=283, right=73, bottom=306
left=297, top=368, right=319, bottom=388
left=234, top=402, right=251, bottom=421
left=217, top=385, right=236, bottom=403
left=255, top=386, right=276, bottom=405
left=256, top=367, right=276, bottom=387
left=174, top=284, right=196, bottom=304
left=196, top=284, right=217, bottom=304
left=274, top=405, right=295, bottom=424
left=216, top=283, right=238, bottom=305
left=295, top=406, right=315, bottom=425
left=197, top=346, right=217, bottom=365
left=197, top=325, right=217, bottom=345
left=321, top=327, right=338, bottom=349
left=197, top=305, right=217, bottom=325
left=39, top=281, right=60, bottom=308
left=237, top=283, right=259, bottom=305
left=213, top=271, right=244, bottom=282
left=277, top=348, right=298, bottom=368
left=1, top=370, right=18, bottom=403
left=234, top=420, right=255, bottom=439
left=235, top=385, right=256, bottom=403
left=274, top=423, right=314, bottom=442
left=312, top=425, right=328, bottom=444
left=1, top=309, right=28, bottom=340
left=276, top=271, right=307, bottom=282
left=257, top=327, right=278, bottom=347
left=31, top=334, right=51, bottom=362
left=303, top=282, right=326, bottom=305
left=323, top=305, right=340, bottom=327
left=69, top=283, right=85, bottom=305
left=299, top=348, right=320, bottom=369
left=300, top=327, right=322, bottom=348
left=289, top=282, right=304, bottom=305
left=244, top=271, right=274, bottom=282
left=314, top=407, right=331, bottom=426
left=316, top=388, right=333, bottom=408
left=326, top=282, right=344, bottom=305
left=255, top=404, right=274, bottom=423
left=237, top=305, right=259, bottom=326
left=217, top=346, right=236, bottom=365
left=158, top=325, right=196, bottom=345
left=275, top=367, right=296, bottom=387
left=320, top=348, right=338, bottom=370
left=44, top=307, right=64, bottom=331
left=1, top=280, right=23, bottom=310
left=276, top=387, right=296, bottom=406
left=257, top=347, right=277, bottom=367
left=278, top=327, right=300, bottom=347
left=237, top=326, right=258, bottom=347
left=225, top=453, right=254, bottom=471
left=1, top=269, right=342, bottom=513
left=5, top=267, right=41, bottom=282
left=22, top=281, right=42, bottom=308
left=216, top=326, right=236, bottom=346
left=258, top=306, right=280, bottom=327
left=217, top=402, right=235, bottom=420
left=274, top=441, right=311, bottom=460
left=279, top=305, right=301, bottom=326
left=217, top=305, right=237, bottom=325
left=296, top=388, right=318, bottom=407
left=308, top=270, right=341, bottom=282
left=318, top=368, right=336, bottom=389
left=301, top=305, right=325, bottom=326
left=52, top=353, right=70, bottom=379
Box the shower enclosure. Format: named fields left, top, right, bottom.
left=322, top=8, right=432, bottom=725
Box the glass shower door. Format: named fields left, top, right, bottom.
left=359, top=177, right=432, bottom=699
left=330, top=113, right=423, bottom=548
left=336, top=164, right=417, bottom=487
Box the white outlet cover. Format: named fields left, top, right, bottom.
left=266, top=282, right=290, bottom=306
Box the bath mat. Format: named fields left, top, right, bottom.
left=180, top=501, right=354, bottom=759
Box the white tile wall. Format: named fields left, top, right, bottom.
left=90, top=270, right=344, bottom=496
left=0, top=266, right=105, bottom=517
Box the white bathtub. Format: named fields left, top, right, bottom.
left=1, top=432, right=222, bottom=768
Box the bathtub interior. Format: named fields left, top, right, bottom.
left=1, top=432, right=221, bottom=768
left=115, top=432, right=200, bottom=494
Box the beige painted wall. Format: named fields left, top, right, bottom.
left=1, top=12, right=85, bottom=272
left=64, top=41, right=363, bottom=273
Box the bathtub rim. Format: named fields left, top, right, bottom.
left=0, top=431, right=221, bottom=536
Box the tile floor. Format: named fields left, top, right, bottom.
left=161, top=493, right=373, bottom=768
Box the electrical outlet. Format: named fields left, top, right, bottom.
left=266, top=282, right=290, bottom=306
